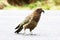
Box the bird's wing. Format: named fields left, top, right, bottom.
left=20, top=14, right=33, bottom=26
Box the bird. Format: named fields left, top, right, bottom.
left=15, top=8, right=45, bottom=34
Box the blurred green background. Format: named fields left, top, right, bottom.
left=0, top=0, right=60, bottom=10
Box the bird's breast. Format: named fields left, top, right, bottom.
left=32, top=15, right=40, bottom=22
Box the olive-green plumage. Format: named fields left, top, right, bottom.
left=15, top=8, right=44, bottom=33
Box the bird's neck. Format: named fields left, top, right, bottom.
left=33, top=12, right=41, bottom=16
left=32, top=12, right=41, bottom=22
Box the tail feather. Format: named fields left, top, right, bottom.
left=18, top=25, right=23, bottom=32
left=15, top=25, right=23, bottom=33
left=15, top=24, right=20, bottom=29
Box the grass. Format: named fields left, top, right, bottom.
left=0, top=0, right=60, bottom=10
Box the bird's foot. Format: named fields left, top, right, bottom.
left=30, top=33, right=33, bottom=35
left=29, top=32, right=33, bottom=35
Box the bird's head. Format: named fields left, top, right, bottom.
left=36, top=8, right=45, bottom=14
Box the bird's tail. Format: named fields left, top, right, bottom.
left=15, top=24, right=23, bottom=33
left=15, top=24, right=20, bottom=29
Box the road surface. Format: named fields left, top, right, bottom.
left=0, top=10, right=60, bottom=40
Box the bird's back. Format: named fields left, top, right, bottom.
left=15, top=8, right=44, bottom=33
left=24, top=11, right=41, bottom=31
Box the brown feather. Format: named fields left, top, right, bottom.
left=15, top=8, right=44, bottom=33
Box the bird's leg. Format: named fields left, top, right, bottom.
left=23, top=30, right=25, bottom=35
left=30, top=29, right=33, bottom=35
left=23, top=28, right=26, bottom=35
left=30, top=32, right=33, bottom=35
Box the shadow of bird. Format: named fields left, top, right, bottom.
left=15, top=8, right=45, bottom=34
